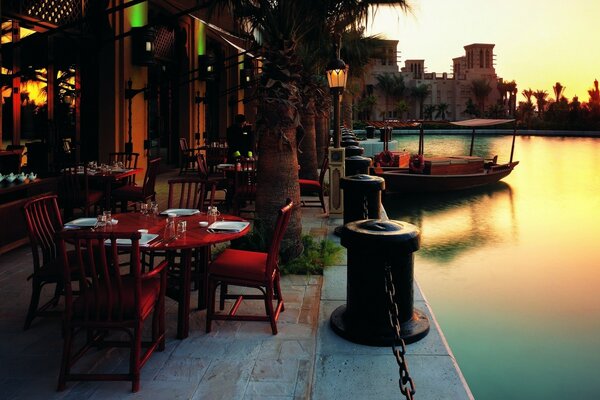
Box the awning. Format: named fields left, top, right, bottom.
left=192, top=16, right=255, bottom=58
left=366, top=121, right=420, bottom=128
left=450, top=119, right=515, bottom=127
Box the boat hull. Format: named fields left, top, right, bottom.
left=381, top=162, right=519, bottom=193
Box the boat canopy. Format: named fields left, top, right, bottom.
left=449, top=118, right=515, bottom=127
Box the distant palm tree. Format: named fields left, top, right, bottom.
left=505, top=80, right=518, bottom=116
left=470, top=78, right=492, bottom=114
left=411, top=84, right=430, bottom=119
left=588, top=79, right=600, bottom=105
left=553, top=82, right=566, bottom=102
left=394, top=99, right=409, bottom=120
left=340, top=29, right=383, bottom=128
left=533, top=90, right=548, bottom=118
left=375, top=72, right=404, bottom=119
left=423, top=104, right=435, bottom=120
left=521, top=88, right=534, bottom=104
left=435, top=103, right=449, bottom=120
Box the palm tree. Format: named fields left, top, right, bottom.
left=423, top=104, right=435, bottom=120
left=209, top=1, right=411, bottom=258
left=553, top=82, right=566, bottom=102
left=533, top=90, right=548, bottom=119
left=394, top=99, right=409, bottom=120
left=588, top=79, right=600, bottom=105
left=411, top=84, right=430, bottom=119
left=505, top=80, right=518, bottom=116
left=470, top=78, right=492, bottom=114
left=375, top=72, right=396, bottom=116
left=521, top=88, right=534, bottom=104
left=340, top=29, right=383, bottom=128
left=435, top=103, right=449, bottom=120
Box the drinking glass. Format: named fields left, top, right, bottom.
left=96, top=214, right=107, bottom=228
left=176, top=221, right=187, bottom=237
left=139, top=202, right=149, bottom=215
left=207, top=206, right=220, bottom=224
left=103, top=210, right=112, bottom=225
left=150, top=201, right=159, bottom=216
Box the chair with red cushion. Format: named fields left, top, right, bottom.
left=112, top=157, right=160, bottom=212
left=22, top=194, right=70, bottom=329
left=206, top=199, right=293, bottom=335
left=59, top=165, right=104, bottom=218
left=56, top=230, right=168, bottom=393
left=299, top=156, right=328, bottom=213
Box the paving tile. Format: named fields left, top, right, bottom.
left=153, top=356, right=210, bottom=382
left=258, top=339, right=314, bottom=361
left=191, top=359, right=253, bottom=400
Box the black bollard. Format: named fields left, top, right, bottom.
left=340, top=174, right=383, bottom=225
left=340, top=139, right=359, bottom=148
left=344, top=156, right=371, bottom=176
left=365, top=125, right=375, bottom=139
left=344, top=145, right=364, bottom=157
left=330, top=219, right=430, bottom=345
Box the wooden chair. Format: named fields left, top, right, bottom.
left=56, top=230, right=168, bottom=392
left=22, top=194, right=70, bottom=329
left=299, top=156, right=328, bottom=213
left=108, top=152, right=139, bottom=184
left=232, top=158, right=257, bottom=216
left=206, top=199, right=293, bottom=335
left=164, top=177, right=216, bottom=303
left=179, top=138, right=198, bottom=175
left=167, top=176, right=216, bottom=212
left=59, top=165, right=104, bottom=218
left=112, top=158, right=161, bottom=212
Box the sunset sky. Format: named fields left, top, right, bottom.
left=368, top=0, right=600, bottom=102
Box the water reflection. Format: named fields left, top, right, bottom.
left=383, top=182, right=517, bottom=262
left=384, top=135, right=600, bottom=400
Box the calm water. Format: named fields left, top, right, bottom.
left=384, top=134, right=600, bottom=400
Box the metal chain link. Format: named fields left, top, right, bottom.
left=384, top=265, right=416, bottom=399
left=362, top=195, right=369, bottom=219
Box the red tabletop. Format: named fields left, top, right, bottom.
left=107, top=211, right=250, bottom=339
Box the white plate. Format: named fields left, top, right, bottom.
left=207, top=221, right=250, bottom=233
left=216, top=163, right=234, bottom=169
left=64, top=218, right=98, bottom=228
left=160, top=208, right=200, bottom=216
left=105, top=233, right=159, bottom=247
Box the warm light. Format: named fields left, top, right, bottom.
left=145, top=41, right=152, bottom=52
left=326, top=59, right=348, bottom=90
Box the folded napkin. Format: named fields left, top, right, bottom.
left=207, top=221, right=250, bottom=233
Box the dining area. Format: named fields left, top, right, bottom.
left=6, top=163, right=304, bottom=395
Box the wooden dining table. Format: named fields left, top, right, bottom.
left=87, top=168, right=142, bottom=209
left=106, top=211, right=250, bottom=339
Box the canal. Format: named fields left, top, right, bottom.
left=384, top=134, right=600, bottom=399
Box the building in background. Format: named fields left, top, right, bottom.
left=363, top=42, right=507, bottom=122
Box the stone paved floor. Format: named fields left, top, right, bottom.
left=0, top=167, right=472, bottom=399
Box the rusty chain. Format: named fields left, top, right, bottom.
left=384, top=265, right=416, bottom=399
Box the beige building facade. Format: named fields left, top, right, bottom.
left=364, top=42, right=503, bottom=121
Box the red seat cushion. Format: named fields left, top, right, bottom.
left=73, top=276, right=161, bottom=320
left=299, top=179, right=321, bottom=191
left=209, top=248, right=268, bottom=281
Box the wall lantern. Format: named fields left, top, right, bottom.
left=131, top=26, right=156, bottom=66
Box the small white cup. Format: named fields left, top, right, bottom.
left=199, top=221, right=209, bottom=228
left=138, top=229, right=149, bottom=234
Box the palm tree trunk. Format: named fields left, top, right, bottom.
left=256, top=103, right=303, bottom=261
left=298, top=100, right=318, bottom=181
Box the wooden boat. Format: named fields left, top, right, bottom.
left=374, top=119, right=519, bottom=193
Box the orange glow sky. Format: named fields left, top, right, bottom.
left=368, top=0, right=600, bottom=103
